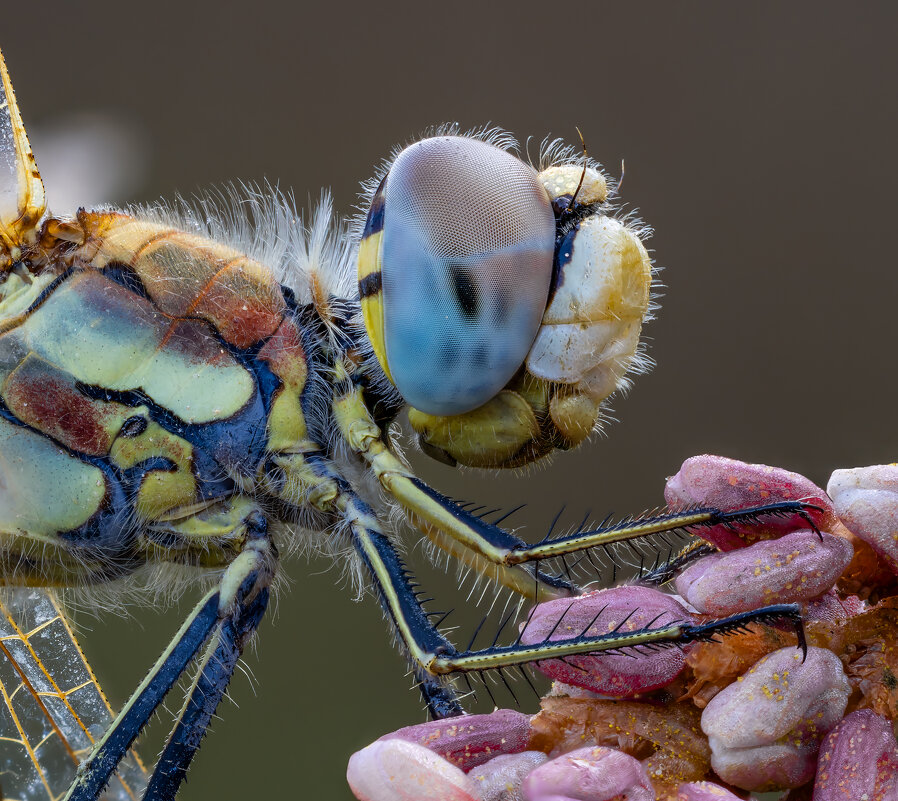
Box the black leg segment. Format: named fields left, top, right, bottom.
left=65, top=518, right=276, bottom=801
left=64, top=592, right=221, bottom=801
left=143, top=585, right=269, bottom=800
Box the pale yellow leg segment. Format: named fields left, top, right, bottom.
left=139, top=495, right=266, bottom=568
left=258, top=441, right=341, bottom=512
left=332, top=380, right=570, bottom=602
left=331, top=375, right=721, bottom=591
left=419, top=526, right=564, bottom=602
left=429, top=624, right=689, bottom=674
left=505, top=511, right=723, bottom=564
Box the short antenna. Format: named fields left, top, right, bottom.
left=568, top=127, right=588, bottom=209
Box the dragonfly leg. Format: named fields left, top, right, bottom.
left=391, top=470, right=820, bottom=573
left=345, top=494, right=807, bottom=711
left=142, top=536, right=272, bottom=801
left=261, top=445, right=467, bottom=717
left=331, top=378, right=574, bottom=602
left=261, top=428, right=807, bottom=719
left=345, top=500, right=466, bottom=718
left=331, top=376, right=819, bottom=587
left=328, top=370, right=808, bottom=714
left=428, top=602, right=808, bottom=674
left=262, top=437, right=574, bottom=602
left=65, top=509, right=275, bottom=801
left=501, top=502, right=823, bottom=565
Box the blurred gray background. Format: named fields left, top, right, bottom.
left=3, top=1, right=898, bottom=798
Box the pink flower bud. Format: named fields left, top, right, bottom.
left=521, top=746, right=654, bottom=801
left=701, top=646, right=850, bottom=790
left=470, top=752, right=548, bottom=801
left=519, top=586, right=694, bottom=696
left=828, top=464, right=898, bottom=576
left=813, top=709, right=898, bottom=800
left=676, top=781, right=743, bottom=800
left=805, top=589, right=864, bottom=624
left=347, top=739, right=482, bottom=801
left=674, top=530, right=852, bottom=615
left=665, top=455, right=836, bottom=550
left=379, top=710, right=531, bottom=771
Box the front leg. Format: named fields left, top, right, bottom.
left=331, top=374, right=821, bottom=584
left=346, top=494, right=806, bottom=711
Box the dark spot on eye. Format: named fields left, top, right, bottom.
left=491, top=292, right=510, bottom=325
left=438, top=341, right=457, bottom=369
left=449, top=266, right=479, bottom=318
left=120, top=416, right=148, bottom=438
left=471, top=344, right=488, bottom=368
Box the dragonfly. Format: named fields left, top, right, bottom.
left=0, top=45, right=812, bottom=800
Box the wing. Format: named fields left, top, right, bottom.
left=0, top=588, right=147, bottom=801
left=0, top=47, right=46, bottom=267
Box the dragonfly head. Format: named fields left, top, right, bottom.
left=358, top=131, right=653, bottom=468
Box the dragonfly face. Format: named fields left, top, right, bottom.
left=0, top=46, right=811, bottom=801
left=361, top=132, right=653, bottom=467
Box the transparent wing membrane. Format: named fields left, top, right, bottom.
left=0, top=589, right=146, bottom=801
left=0, top=49, right=45, bottom=264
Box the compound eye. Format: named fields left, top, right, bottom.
left=359, top=136, right=555, bottom=416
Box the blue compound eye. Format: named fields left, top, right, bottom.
left=364, top=136, right=555, bottom=417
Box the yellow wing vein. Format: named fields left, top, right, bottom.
left=43, top=595, right=147, bottom=801
left=0, top=639, right=57, bottom=800
left=0, top=592, right=148, bottom=801
left=47, top=595, right=121, bottom=725
left=1, top=602, right=92, bottom=757
left=22, top=619, right=59, bottom=639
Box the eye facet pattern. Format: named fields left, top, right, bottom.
left=365, top=135, right=556, bottom=417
